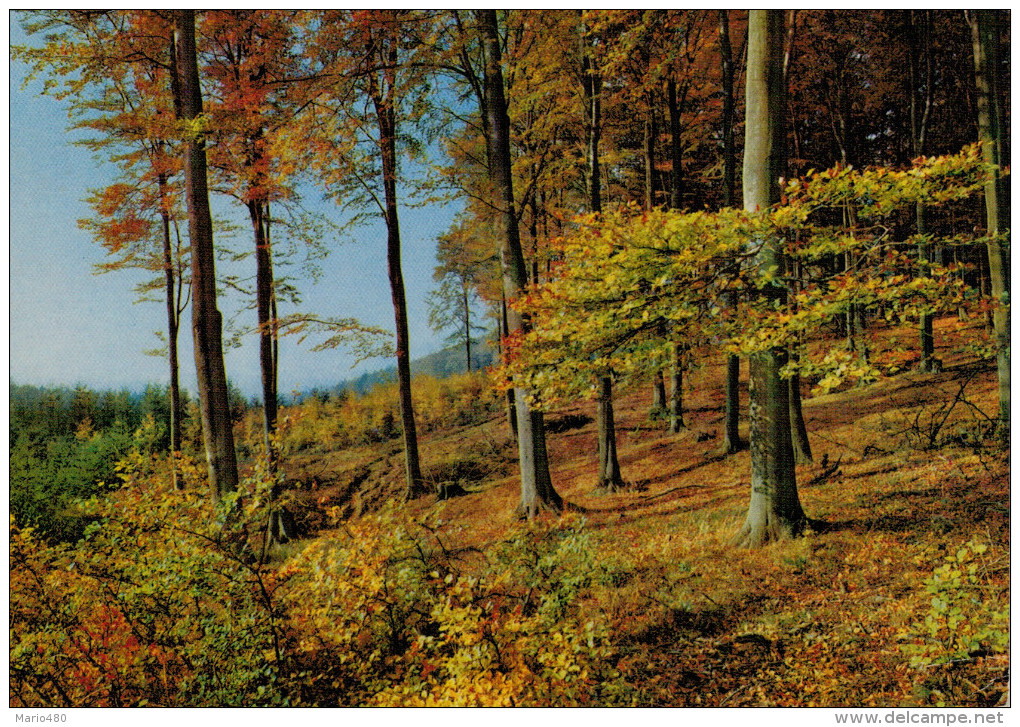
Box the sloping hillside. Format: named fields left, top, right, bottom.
left=281, top=317, right=1009, bottom=707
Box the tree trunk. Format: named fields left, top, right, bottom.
left=644, top=98, right=668, bottom=419
left=788, top=261, right=812, bottom=463
left=500, top=292, right=518, bottom=440
left=732, top=9, right=805, bottom=548
left=651, top=370, right=667, bottom=418
left=174, top=9, right=238, bottom=501
left=724, top=351, right=743, bottom=453
left=916, top=203, right=939, bottom=372
left=596, top=376, right=625, bottom=492
left=669, top=343, right=685, bottom=433
left=480, top=9, right=560, bottom=516
left=158, top=177, right=183, bottom=491
left=248, top=200, right=279, bottom=471
left=667, top=78, right=684, bottom=210
left=462, top=279, right=472, bottom=373
left=970, top=10, right=1010, bottom=442
left=908, top=11, right=939, bottom=373
left=789, top=369, right=813, bottom=465
left=582, top=27, right=625, bottom=487
left=718, top=9, right=736, bottom=210
left=370, top=53, right=425, bottom=499
left=719, top=9, right=743, bottom=454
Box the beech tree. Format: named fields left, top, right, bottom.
left=732, top=10, right=805, bottom=546
left=175, top=9, right=239, bottom=499
left=718, top=8, right=744, bottom=454
left=969, top=9, right=1010, bottom=442
left=479, top=9, right=562, bottom=516
left=15, top=10, right=192, bottom=488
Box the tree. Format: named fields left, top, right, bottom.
left=719, top=8, right=744, bottom=454
left=175, top=9, right=239, bottom=500
left=15, top=10, right=191, bottom=489
left=428, top=219, right=492, bottom=372
left=732, top=10, right=806, bottom=547
left=479, top=9, right=562, bottom=516
left=306, top=10, right=438, bottom=499
left=969, top=9, right=1010, bottom=442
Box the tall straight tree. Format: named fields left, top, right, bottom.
left=732, top=9, right=805, bottom=547
left=364, top=12, right=425, bottom=498
left=719, top=8, right=744, bottom=454
left=16, top=11, right=191, bottom=489
left=907, top=10, right=939, bottom=373
left=308, top=10, right=427, bottom=498
left=478, top=9, right=562, bottom=516
left=175, top=9, right=239, bottom=500
left=579, top=15, right=626, bottom=492
left=969, top=10, right=1010, bottom=442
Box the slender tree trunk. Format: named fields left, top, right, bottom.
left=581, top=27, right=625, bottom=487
left=724, top=350, right=742, bottom=453
left=916, top=203, right=939, bottom=372
left=248, top=200, right=278, bottom=471
left=175, top=9, right=238, bottom=501
left=719, top=9, right=744, bottom=454
left=669, top=343, right=685, bottom=433
left=789, top=367, right=813, bottom=464
left=667, top=78, right=684, bottom=210
left=908, top=11, right=940, bottom=373
left=971, top=10, right=1010, bottom=442
left=370, top=57, right=425, bottom=499
left=644, top=95, right=657, bottom=211
left=480, top=9, right=560, bottom=516
left=644, top=97, right=668, bottom=419
left=733, top=9, right=805, bottom=548
left=788, top=260, right=812, bottom=463
left=500, top=291, right=518, bottom=439
left=719, top=9, right=736, bottom=210
left=157, top=176, right=183, bottom=490
left=462, top=279, right=472, bottom=373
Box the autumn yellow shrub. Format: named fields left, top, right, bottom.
left=280, top=510, right=631, bottom=707
left=10, top=454, right=293, bottom=707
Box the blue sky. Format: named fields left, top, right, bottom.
left=9, top=16, right=462, bottom=399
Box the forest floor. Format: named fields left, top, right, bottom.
left=281, top=318, right=1010, bottom=707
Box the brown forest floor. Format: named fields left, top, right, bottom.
left=283, top=317, right=1010, bottom=707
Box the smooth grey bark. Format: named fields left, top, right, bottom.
left=479, top=9, right=561, bottom=516
left=970, top=10, right=1010, bottom=442
left=175, top=9, right=239, bottom=501
left=732, top=9, right=806, bottom=548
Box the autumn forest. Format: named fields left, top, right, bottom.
left=9, top=10, right=1010, bottom=709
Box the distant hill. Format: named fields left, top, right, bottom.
left=329, top=336, right=498, bottom=397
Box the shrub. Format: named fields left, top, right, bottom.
left=902, top=539, right=1010, bottom=706
left=281, top=511, right=630, bottom=706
